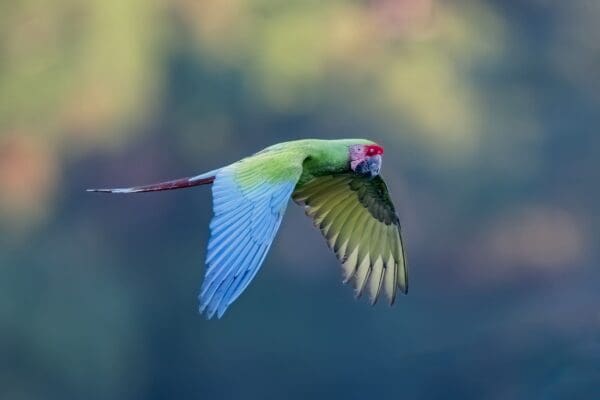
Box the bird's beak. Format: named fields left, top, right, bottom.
left=367, top=155, right=382, bottom=177
left=355, top=155, right=382, bottom=177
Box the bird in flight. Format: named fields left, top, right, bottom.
left=89, top=139, right=407, bottom=319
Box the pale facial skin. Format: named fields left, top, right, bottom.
left=349, top=144, right=384, bottom=178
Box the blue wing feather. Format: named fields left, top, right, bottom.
left=198, top=166, right=299, bottom=319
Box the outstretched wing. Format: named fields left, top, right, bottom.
left=293, top=175, right=407, bottom=305
left=199, top=154, right=303, bottom=319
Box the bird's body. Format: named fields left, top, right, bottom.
left=89, top=139, right=407, bottom=318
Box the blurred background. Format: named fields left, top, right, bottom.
left=1, top=0, right=599, bottom=398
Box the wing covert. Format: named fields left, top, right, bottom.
left=293, top=175, right=407, bottom=305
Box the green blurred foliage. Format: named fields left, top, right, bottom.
left=0, top=0, right=162, bottom=144
left=0, top=0, right=522, bottom=226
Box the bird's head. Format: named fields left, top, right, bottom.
left=349, top=143, right=384, bottom=178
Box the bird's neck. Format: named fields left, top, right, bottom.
left=297, top=141, right=351, bottom=185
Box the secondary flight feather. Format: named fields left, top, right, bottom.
left=88, top=139, right=408, bottom=319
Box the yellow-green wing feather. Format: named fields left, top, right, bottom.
left=293, top=174, right=407, bottom=305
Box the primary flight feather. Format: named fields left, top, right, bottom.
left=89, top=139, right=408, bottom=319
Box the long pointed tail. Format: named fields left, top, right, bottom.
left=87, top=171, right=217, bottom=194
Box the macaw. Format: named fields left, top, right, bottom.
left=89, top=139, right=407, bottom=319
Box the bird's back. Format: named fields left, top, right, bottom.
left=246, top=138, right=376, bottom=185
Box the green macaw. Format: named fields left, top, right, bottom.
left=89, top=139, right=407, bottom=318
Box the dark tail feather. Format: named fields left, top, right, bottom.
left=87, top=174, right=215, bottom=194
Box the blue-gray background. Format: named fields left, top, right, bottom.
left=1, top=1, right=599, bottom=399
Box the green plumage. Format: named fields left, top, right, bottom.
left=228, top=138, right=407, bottom=305
left=233, top=139, right=375, bottom=187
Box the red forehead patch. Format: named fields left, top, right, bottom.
left=365, top=144, right=384, bottom=156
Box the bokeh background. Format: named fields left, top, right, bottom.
left=1, top=0, right=599, bottom=398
